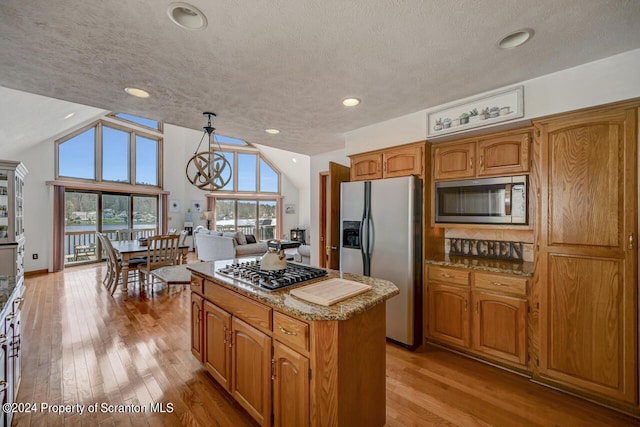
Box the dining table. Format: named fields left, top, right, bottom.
left=110, top=239, right=190, bottom=295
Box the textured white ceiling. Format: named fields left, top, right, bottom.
left=0, top=0, right=639, bottom=155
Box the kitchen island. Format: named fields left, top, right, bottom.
left=188, top=260, right=399, bottom=427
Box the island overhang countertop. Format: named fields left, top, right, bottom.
left=187, top=260, right=399, bottom=321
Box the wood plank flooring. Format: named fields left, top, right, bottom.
left=14, top=260, right=640, bottom=426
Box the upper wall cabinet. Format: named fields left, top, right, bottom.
left=350, top=142, right=424, bottom=181
left=433, top=128, right=531, bottom=181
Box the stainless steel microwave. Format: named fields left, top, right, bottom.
left=435, top=175, right=527, bottom=224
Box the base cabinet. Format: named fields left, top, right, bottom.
left=472, top=292, right=527, bottom=366
left=273, top=341, right=310, bottom=427
left=190, top=293, right=203, bottom=361
left=426, top=265, right=528, bottom=369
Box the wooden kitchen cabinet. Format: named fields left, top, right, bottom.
left=433, top=128, right=530, bottom=180
left=350, top=141, right=424, bottom=181
left=477, top=131, right=530, bottom=176
left=428, top=283, right=471, bottom=348
left=472, top=292, right=527, bottom=366
left=190, top=292, right=203, bottom=361
left=231, top=317, right=272, bottom=426
left=203, top=300, right=232, bottom=391
left=433, top=141, right=476, bottom=180
left=534, top=105, right=638, bottom=406
left=426, top=265, right=529, bottom=369
left=273, top=340, right=310, bottom=427
left=350, top=152, right=382, bottom=181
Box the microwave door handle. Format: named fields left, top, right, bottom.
left=504, top=184, right=512, bottom=215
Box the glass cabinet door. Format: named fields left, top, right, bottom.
left=0, top=169, right=10, bottom=241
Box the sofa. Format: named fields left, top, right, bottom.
left=194, top=229, right=268, bottom=262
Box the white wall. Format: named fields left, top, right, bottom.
left=344, top=48, right=640, bottom=154
left=308, top=149, right=350, bottom=266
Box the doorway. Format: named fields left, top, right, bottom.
left=318, top=162, right=350, bottom=269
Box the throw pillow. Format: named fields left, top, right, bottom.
left=234, top=231, right=247, bottom=245
left=245, top=234, right=256, bottom=244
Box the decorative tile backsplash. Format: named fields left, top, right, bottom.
left=446, top=238, right=529, bottom=262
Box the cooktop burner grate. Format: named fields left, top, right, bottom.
left=217, top=260, right=328, bottom=291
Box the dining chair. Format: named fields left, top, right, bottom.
left=97, top=232, right=144, bottom=295
left=137, top=234, right=181, bottom=291
left=116, top=229, right=133, bottom=241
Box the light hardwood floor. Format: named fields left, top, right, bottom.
left=14, top=260, right=639, bottom=426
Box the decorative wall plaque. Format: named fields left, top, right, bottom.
left=448, top=238, right=524, bottom=262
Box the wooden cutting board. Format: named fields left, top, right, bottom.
left=290, top=278, right=372, bottom=306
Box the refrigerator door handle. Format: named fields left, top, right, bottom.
left=368, top=218, right=375, bottom=255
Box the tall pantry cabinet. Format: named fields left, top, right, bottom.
left=533, top=105, right=638, bottom=407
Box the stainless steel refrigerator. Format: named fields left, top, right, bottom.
left=340, top=175, right=422, bottom=348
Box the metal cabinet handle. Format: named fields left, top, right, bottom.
left=279, top=326, right=297, bottom=336
left=441, top=273, right=453, bottom=278
left=491, top=281, right=506, bottom=286
left=629, top=233, right=634, bottom=250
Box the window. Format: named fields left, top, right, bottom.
left=58, top=127, right=96, bottom=180
left=112, top=113, right=161, bottom=131
left=207, top=149, right=279, bottom=194
left=214, top=198, right=278, bottom=240
left=237, top=153, right=257, bottom=192
left=56, top=116, right=162, bottom=187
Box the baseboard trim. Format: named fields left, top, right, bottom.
left=25, top=269, right=48, bottom=277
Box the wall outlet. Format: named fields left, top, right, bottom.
left=32, top=253, right=38, bottom=259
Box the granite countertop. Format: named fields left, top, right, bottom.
left=187, top=261, right=399, bottom=321
left=0, top=275, right=18, bottom=315
left=425, top=253, right=534, bottom=277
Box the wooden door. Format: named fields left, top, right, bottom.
left=273, top=341, right=310, bottom=427
left=231, top=317, right=272, bottom=427
left=383, top=144, right=422, bottom=178
left=325, top=162, right=350, bottom=270
left=190, top=293, right=203, bottom=361
left=433, top=141, right=476, bottom=180
left=350, top=152, right=382, bottom=181
left=537, top=107, right=637, bottom=404
left=203, top=301, right=232, bottom=391
left=477, top=130, right=530, bottom=176
left=428, top=284, right=471, bottom=348
left=472, top=292, right=527, bottom=366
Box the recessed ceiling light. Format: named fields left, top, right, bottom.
left=342, top=98, right=361, bottom=107
left=167, top=2, right=208, bottom=30
left=497, top=28, right=534, bottom=49
left=265, top=128, right=280, bottom=134
left=292, top=158, right=297, bottom=163
left=124, top=87, right=150, bottom=98
left=64, top=112, right=75, bottom=119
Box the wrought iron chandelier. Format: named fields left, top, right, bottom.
left=185, top=112, right=232, bottom=191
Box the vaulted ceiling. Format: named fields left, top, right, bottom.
left=0, top=0, right=639, bottom=156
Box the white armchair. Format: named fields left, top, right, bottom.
left=297, top=245, right=311, bottom=264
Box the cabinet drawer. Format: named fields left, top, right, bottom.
left=190, top=275, right=204, bottom=295
left=273, top=311, right=309, bottom=353
left=474, top=272, right=527, bottom=296
left=428, top=266, right=470, bottom=286
left=205, top=281, right=272, bottom=331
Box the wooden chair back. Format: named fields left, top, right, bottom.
left=145, top=234, right=181, bottom=269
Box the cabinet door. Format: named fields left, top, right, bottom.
left=190, top=293, right=203, bottom=361
left=383, top=144, right=422, bottom=178
left=472, top=292, right=527, bottom=366
left=203, top=300, right=232, bottom=391
left=433, top=141, right=475, bottom=180
left=273, top=341, right=309, bottom=427
left=537, top=107, right=637, bottom=404
left=428, top=284, right=470, bottom=348
left=477, top=131, right=530, bottom=176
left=0, top=323, right=8, bottom=427
left=350, top=153, right=382, bottom=181
left=231, top=317, right=272, bottom=427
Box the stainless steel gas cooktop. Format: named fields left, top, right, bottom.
left=217, top=260, right=327, bottom=291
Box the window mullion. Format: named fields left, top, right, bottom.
left=96, top=122, right=102, bottom=181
